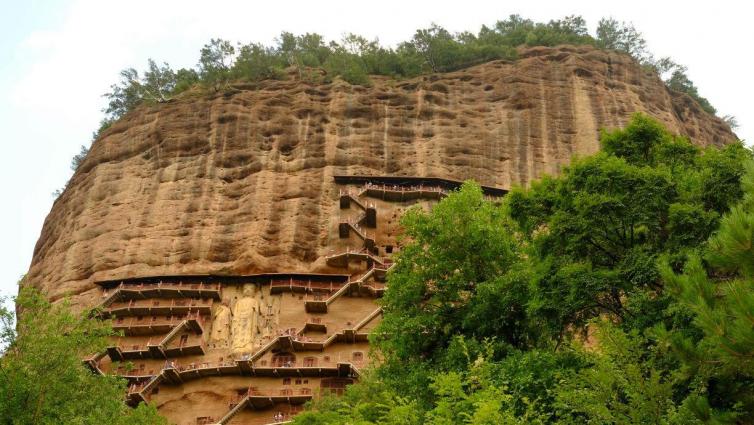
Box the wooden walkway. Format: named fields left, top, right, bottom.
left=112, top=312, right=205, bottom=336
left=99, top=282, right=221, bottom=308
left=103, top=298, right=213, bottom=318
left=106, top=318, right=206, bottom=361
left=269, top=277, right=346, bottom=295
left=333, top=175, right=508, bottom=197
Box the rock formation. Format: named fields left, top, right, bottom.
left=25, top=45, right=735, bottom=424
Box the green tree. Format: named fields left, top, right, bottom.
left=293, top=350, right=534, bottom=425
left=375, top=181, right=520, bottom=364
left=70, top=144, right=89, bottom=172
left=556, top=322, right=694, bottom=425
left=524, top=16, right=592, bottom=47
left=234, top=43, right=285, bottom=82
left=721, top=115, right=739, bottom=130
left=172, top=68, right=199, bottom=94
left=98, top=17, right=721, bottom=128
left=658, top=162, right=754, bottom=422
left=371, top=182, right=537, bottom=407
left=0, top=287, right=166, bottom=425
left=292, top=371, right=421, bottom=425
left=323, top=45, right=370, bottom=85
left=287, top=115, right=748, bottom=424
left=275, top=32, right=331, bottom=81
left=409, top=24, right=463, bottom=72
left=423, top=358, right=527, bottom=425
left=666, top=69, right=717, bottom=115
left=652, top=58, right=717, bottom=115
left=141, top=59, right=179, bottom=102
left=508, top=114, right=748, bottom=339
left=104, top=59, right=190, bottom=121
left=198, top=38, right=235, bottom=90
left=596, top=18, right=651, bottom=62
left=104, top=67, right=144, bottom=120
left=488, top=15, right=536, bottom=47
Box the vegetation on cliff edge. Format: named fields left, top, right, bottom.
left=52, top=15, right=729, bottom=200
left=99, top=16, right=721, bottom=136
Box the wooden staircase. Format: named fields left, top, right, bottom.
left=305, top=265, right=390, bottom=313
left=214, top=395, right=249, bottom=425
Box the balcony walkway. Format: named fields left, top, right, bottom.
left=106, top=317, right=206, bottom=361
left=159, top=359, right=360, bottom=385
left=103, top=298, right=213, bottom=318
left=269, top=277, right=346, bottom=295
left=112, top=312, right=205, bottom=336
left=99, top=282, right=222, bottom=309
left=333, top=175, right=508, bottom=197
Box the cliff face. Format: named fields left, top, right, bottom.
left=28, top=45, right=733, bottom=302
left=23, top=44, right=735, bottom=424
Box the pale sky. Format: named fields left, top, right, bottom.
left=1, top=0, right=752, bottom=308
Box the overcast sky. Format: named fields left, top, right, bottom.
left=1, top=0, right=752, bottom=308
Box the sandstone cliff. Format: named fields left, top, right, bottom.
left=27, top=44, right=734, bottom=305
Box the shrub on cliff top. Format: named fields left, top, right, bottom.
left=101, top=15, right=719, bottom=128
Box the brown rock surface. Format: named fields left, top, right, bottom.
left=27, top=45, right=734, bottom=302
left=22, top=44, right=735, bottom=424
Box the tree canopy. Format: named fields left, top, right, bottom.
left=0, top=286, right=166, bottom=425
left=292, top=114, right=754, bottom=424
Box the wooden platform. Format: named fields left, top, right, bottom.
left=333, top=175, right=508, bottom=196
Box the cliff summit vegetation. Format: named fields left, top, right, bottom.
left=97, top=15, right=719, bottom=138
left=51, top=15, right=726, bottom=200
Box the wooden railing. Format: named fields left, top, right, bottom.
left=128, top=381, right=148, bottom=394
left=341, top=219, right=374, bottom=241
left=269, top=278, right=343, bottom=293
left=169, top=359, right=238, bottom=373
left=101, top=282, right=221, bottom=305
left=109, top=334, right=206, bottom=355
left=339, top=189, right=376, bottom=211
left=104, top=281, right=221, bottom=293
left=234, top=387, right=315, bottom=400
left=325, top=248, right=386, bottom=267
left=106, top=298, right=212, bottom=313
left=361, top=182, right=448, bottom=198
left=112, top=311, right=205, bottom=330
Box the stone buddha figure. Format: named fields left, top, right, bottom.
left=230, top=284, right=263, bottom=355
